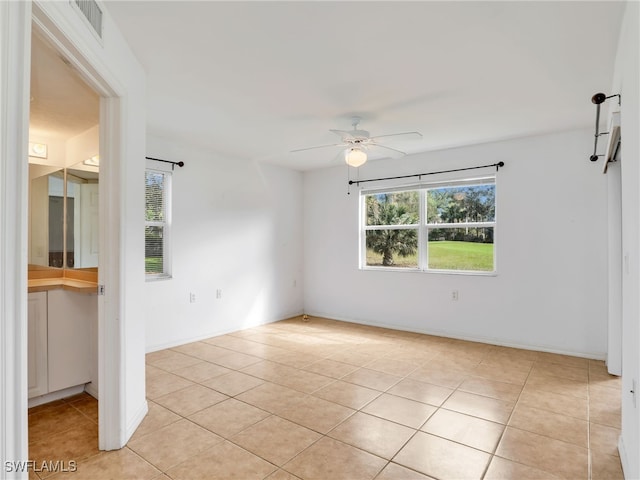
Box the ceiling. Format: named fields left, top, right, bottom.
left=105, top=1, right=625, bottom=171
left=30, top=32, right=99, bottom=140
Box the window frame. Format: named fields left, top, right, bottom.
left=360, top=176, right=497, bottom=275
left=145, top=167, right=172, bottom=280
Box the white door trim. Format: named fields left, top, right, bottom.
left=0, top=2, right=31, bottom=477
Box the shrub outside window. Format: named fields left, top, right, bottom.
left=361, top=178, right=496, bottom=273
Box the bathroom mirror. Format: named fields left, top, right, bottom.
left=65, top=162, right=99, bottom=269
left=28, top=161, right=99, bottom=269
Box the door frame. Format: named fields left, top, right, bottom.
left=30, top=1, right=128, bottom=451
left=1, top=1, right=144, bottom=473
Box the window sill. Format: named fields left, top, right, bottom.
left=145, top=274, right=172, bottom=282
left=360, top=266, right=497, bottom=277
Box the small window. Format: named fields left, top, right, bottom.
left=361, top=178, right=496, bottom=274
left=145, top=169, right=171, bottom=278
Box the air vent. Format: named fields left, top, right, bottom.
left=72, top=0, right=103, bottom=39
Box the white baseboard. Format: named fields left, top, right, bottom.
left=304, top=311, right=607, bottom=361
left=84, top=382, right=98, bottom=399
left=125, top=399, right=149, bottom=442
left=28, top=384, right=86, bottom=408
left=145, top=311, right=304, bottom=353
left=618, top=434, right=630, bottom=479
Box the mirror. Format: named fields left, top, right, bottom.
left=28, top=161, right=99, bottom=269
left=66, top=163, right=99, bottom=268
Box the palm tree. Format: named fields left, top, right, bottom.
left=366, top=199, right=418, bottom=266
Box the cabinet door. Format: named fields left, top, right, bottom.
left=28, top=291, right=48, bottom=398
left=47, top=289, right=95, bottom=392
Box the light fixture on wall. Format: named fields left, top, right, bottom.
left=83, top=155, right=100, bottom=167
left=28, top=142, right=48, bottom=159
left=345, top=147, right=367, bottom=167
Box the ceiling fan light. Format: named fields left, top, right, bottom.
left=345, top=148, right=367, bottom=167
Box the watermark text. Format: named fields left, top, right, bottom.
left=5, top=460, right=77, bottom=473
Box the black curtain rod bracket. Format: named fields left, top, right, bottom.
left=146, top=156, right=185, bottom=170
left=348, top=161, right=505, bottom=186
left=590, top=92, right=621, bottom=162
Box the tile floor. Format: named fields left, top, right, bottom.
left=28, top=316, right=623, bottom=479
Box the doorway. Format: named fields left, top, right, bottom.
left=28, top=2, right=125, bottom=452
left=27, top=25, right=101, bottom=462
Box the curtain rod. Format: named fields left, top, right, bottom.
left=589, top=92, right=621, bottom=162
left=145, top=156, right=185, bottom=170
left=348, top=161, right=505, bottom=186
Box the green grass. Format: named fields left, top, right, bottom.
left=145, top=256, right=163, bottom=274
left=428, top=241, right=493, bottom=271
left=366, top=241, right=494, bottom=271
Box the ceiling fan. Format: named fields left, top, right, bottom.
left=291, top=117, right=423, bottom=167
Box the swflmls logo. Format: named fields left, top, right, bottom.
left=5, top=460, right=77, bottom=473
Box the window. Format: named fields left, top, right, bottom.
left=145, top=169, right=171, bottom=278
left=361, top=177, right=496, bottom=273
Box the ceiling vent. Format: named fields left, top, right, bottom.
left=71, top=0, right=103, bottom=39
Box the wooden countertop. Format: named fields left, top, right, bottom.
left=28, top=266, right=98, bottom=294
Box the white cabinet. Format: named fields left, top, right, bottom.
left=28, top=292, right=48, bottom=398
left=27, top=289, right=96, bottom=399
left=47, top=290, right=94, bottom=392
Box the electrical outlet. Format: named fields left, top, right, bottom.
left=216, top=289, right=222, bottom=299
left=189, top=292, right=196, bottom=303
left=451, top=290, right=459, bottom=301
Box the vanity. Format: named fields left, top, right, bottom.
left=28, top=266, right=98, bottom=404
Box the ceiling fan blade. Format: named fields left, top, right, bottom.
left=290, top=143, right=344, bottom=153
left=370, top=131, right=423, bottom=141
left=329, top=129, right=356, bottom=141
left=372, top=143, right=407, bottom=155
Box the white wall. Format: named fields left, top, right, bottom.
left=610, top=2, right=640, bottom=477
left=145, top=136, right=304, bottom=351
left=304, top=129, right=608, bottom=358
